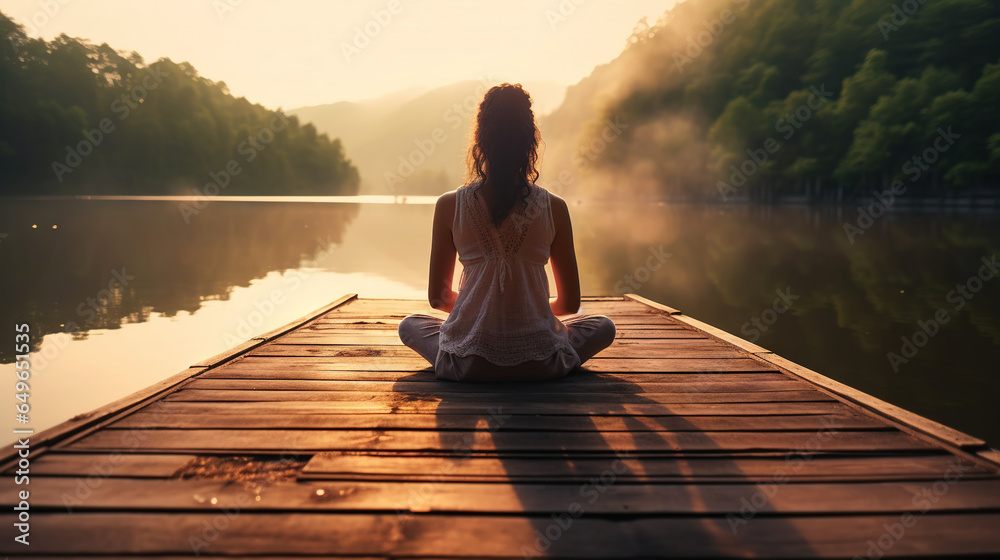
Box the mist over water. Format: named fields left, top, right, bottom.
left=2, top=199, right=998, bottom=445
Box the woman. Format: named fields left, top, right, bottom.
left=398, top=83, right=616, bottom=382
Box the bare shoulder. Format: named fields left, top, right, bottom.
left=433, top=190, right=458, bottom=229
left=546, top=189, right=568, bottom=211
left=435, top=190, right=458, bottom=211
left=544, top=189, right=571, bottom=224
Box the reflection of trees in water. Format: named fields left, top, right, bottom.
left=0, top=200, right=359, bottom=362
left=573, top=203, right=1000, bottom=443
left=575, top=204, right=999, bottom=346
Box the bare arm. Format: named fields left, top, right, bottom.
left=548, top=194, right=581, bottom=316
left=428, top=192, right=458, bottom=312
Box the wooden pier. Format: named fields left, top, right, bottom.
left=3, top=294, right=1000, bottom=558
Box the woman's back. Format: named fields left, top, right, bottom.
left=439, top=181, right=577, bottom=366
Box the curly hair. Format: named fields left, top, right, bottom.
left=467, top=83, right=540, bottom=226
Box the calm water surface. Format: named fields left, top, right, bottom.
left=1, top=198, right=998, bottom=445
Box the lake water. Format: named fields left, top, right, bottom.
left=1, top=198, right=998, bottom=446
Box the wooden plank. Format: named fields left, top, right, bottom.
left=273, top=338, right=730, bottom=350
left=562, top=357, right=776, bottom=373
left=304, top=321, right=405, bottom=330
left=315, top=312, right=694, bottom=323
left=576, top=300, right=656, bottom=314
left=181, top=378, right=811, bottom=394
left=67, top=429, right=934, bottom=453
left=138, top=400, right=859, bottom=417
left=111, top=412, right=885, bottom=432
left=251, top=334, right=405, bottom=347
left=162, top=389, right=833, bottom=404
left=19, top=453, right=197, bottom=478
left=308, top=313, right=685, bottom=324
left=307, top=313, right=411, bottom=321
left=978, top=448, right=1000, bottom=467
left=307, top=317, right=683, bottom=331
left=605, top=338, right=733, bottom=348
left=231, top=355, right=779, bottom=373
left=624, top=293, right=681, bottom=314
left=313, top=311, right=677, bottom=321
left=4, top=512, right=999, bottom=557
left=614, top=329, right=707, bottom=339
left=276, top=329, right=409, bottom=336
left=594, top=315, right=683, bottom=325
left=307, top=314, right=686, bottom=328
left=669, top=314, right=772, bottom=354
left=258, top=329, right=710, bottom=346
left=201, top=368, right=792, bottom=383
left=310, top=317, right=402, bottom=323
left=322, top=306, right=444, bottom=320
left=189, top=339, right=264, bottom=368
left=10, top=477, right=1000, bottom=514
left=321, top=297, right=652, bottom=316
left=302, top=453, right=994, bottom=483
left=231, top=356, right=432, bottom=371
left=253, top=344, right=743, bottom=359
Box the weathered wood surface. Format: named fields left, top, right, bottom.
left=2, top=295, right=998, bottom=558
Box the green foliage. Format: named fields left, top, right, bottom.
left=579, top=0, right=1000, bottom=197
left=0, top=10, right=359, bottom=196
left=837, top=66, right=959, bottom=180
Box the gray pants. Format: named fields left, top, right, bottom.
left=398, top=314, right=616, bottom=382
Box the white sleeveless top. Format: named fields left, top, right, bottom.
left=438, top=181, right=578, bottom=366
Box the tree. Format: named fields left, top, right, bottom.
left=0, top=10, right=359, bottom=197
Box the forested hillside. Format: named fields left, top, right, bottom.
left=541, top=0, right=1000, bottom=201
left=0, top=11, right=359, bottom=196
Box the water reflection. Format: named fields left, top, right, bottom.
left=0, top=199, right=997, bottom=444
left=575, top=203, right=1000, bottom=444
left=0, top=199, right=366, bottom=359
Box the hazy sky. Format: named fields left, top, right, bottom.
left=3, top=0, right=678, bottom=110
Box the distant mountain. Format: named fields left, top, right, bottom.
left=290, top=80, right=566, bottom=195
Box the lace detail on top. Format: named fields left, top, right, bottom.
left=438, top=181, right=579, bottom=367
left=465, top=184, right=542, bottom=293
